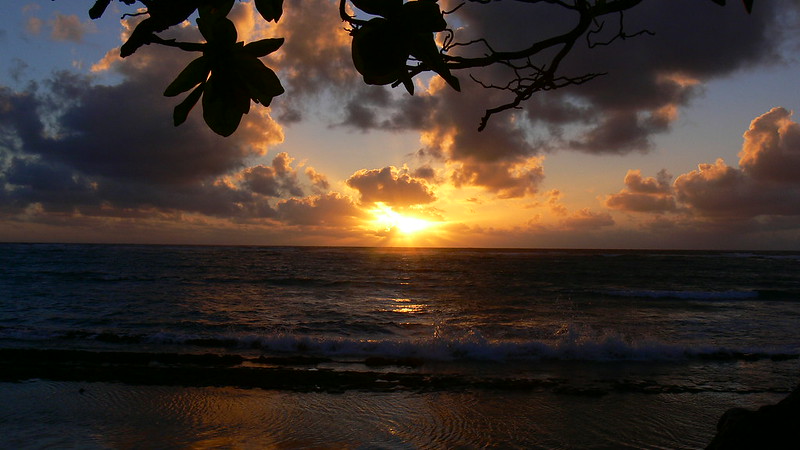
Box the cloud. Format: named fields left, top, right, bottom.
left=240, top=152, right=304, bottom=197
left=673, top=108, right=800, bottom=219
left=607, top=108, right=800, bottom=223
left=25, top=17, right=43, bottom=35
left=605, top=169, right=677, bottom=213
left=305, top=166, right=330, bottom=191
left=450, top=155, right=545, bottom=199
left=50, top=14, right=90, bottom=42
left=346, top=166, right=436, bottom=207
left=738, top=107, right=800, bottom=183
left=325, top=0, right=798, bottom=197
left=0, top=15, right=294, bottom=224
left=558, top=208, right=615, bottom=231
left=276, top=192, right=365, bottom=226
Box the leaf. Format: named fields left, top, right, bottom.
left=197, top=17, right=238, bottom=45
left=408, top=33, right=459, bottom=91
left=243, top=38, right=285, bottom=57
left=254, top=0, right=284, bottom=22
left=234, top=55, right=285, bottom=106
left=173, top=83, right=205, bottom=126
left=146, top=0, right=198, bottom=32
left=743, top=0, right=753, bottom=13
left=120, top=18, right=158, bottom=58
left=164, top=56, right=210, bottom=97
left=89, top=0, right=112, bottom=19
left=350, top=0, right=403, bottom=18
left=351, top=18, right=409, bottom=85
left=202, top=72, right=250, bottom=137
left=401, top=0, right=447, bottom=33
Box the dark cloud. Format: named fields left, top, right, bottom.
left=0, top=18, right=296, bottom=224
left=346, top=166, right=436, bottom=207
left=412, top=165, right=436, bottom=180
left=305, top=166, right=330, bottom=192
left=450, top=156, right=545, bottom=199
left=307, top=0, right=798, bottom=195
left=241, top=152, right=304, bottom=197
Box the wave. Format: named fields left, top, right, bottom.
left=602, top=288, right=761, bottom=300
left=3, top=326, right=797, bottom=365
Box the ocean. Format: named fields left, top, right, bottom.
left=1, top=243, right=799, bottom=448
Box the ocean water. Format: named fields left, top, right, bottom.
left=1, top=243, right=799, bottom=448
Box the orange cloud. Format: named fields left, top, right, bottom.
left=739, top=107, right=800, bottom=183
left=609, top=108, right=800, bottom=222
left=605, top=169, right=677, bottom=213
left=347, top=166, right=436, bottom=207
left=450, top=156, right=545, bottom=199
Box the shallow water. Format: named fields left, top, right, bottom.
left=0, top=380, right=786, bottom=449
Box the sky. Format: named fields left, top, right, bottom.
left=1, top=0, right=800, bottom=249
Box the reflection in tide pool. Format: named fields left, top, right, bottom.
left=0, top=380, right=785, bottom=449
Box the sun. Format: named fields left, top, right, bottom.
left=370, top=204, right=435, bottom=235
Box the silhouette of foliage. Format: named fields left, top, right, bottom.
left=85, top=0, right=756, bottom=136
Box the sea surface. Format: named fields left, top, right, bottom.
left=1, top=243, right=799, bottom=448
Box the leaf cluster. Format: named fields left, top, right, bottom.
left=89, top=0, right=285, bottom=136
left=348, top=0, right=460, bottom=94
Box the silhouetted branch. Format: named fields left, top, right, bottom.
left=587, top=11, right=654, bottom=48
left=150, top=36, right=206, bottom=52
left=436, top=0, right=648, bottom=129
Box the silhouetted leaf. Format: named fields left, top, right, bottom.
left=120, top=18, right=156, bottom=57
left=254, top=0, right=284, bottom=22
left=89, top=0, right=112, bottom=19
left=146, top=0, right=198, bottom=32
left=198, top=17, right=237, bottom=45
left=234, top=55, right=285, bottom=106
left=244, top=38, right=285, bottom=57
left=401, top=77, right=414, bottom=95
left=743, top=0, right=753, bottom=13
left=164, top=56, right=211, bottom=97
left=202, top=72, right=250, bottom=137
left=173, top=83, right=205, bottom=126
left=352, top=18, right=409, bottom=85
left=351, top=0, right=403, bottom=18
left=401, top=0, right=446, bottom=33
left=408, top=32, right=458, bottom=91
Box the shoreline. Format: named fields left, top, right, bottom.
left=1, top=348, right=794, bottom=397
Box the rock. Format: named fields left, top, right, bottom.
left=707, top=384, right=800, bottom=449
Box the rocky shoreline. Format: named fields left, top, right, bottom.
left=707, top=382, right=800, bottom=449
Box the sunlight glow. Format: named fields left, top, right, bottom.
left=370, top=204, right=435, bottom=235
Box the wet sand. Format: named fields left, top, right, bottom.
left=1, top=378, right=786, bottom=449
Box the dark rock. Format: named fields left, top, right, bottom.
left=707, top=384, right=800, bottom=449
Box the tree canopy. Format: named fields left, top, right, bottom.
left=84, top=0, right=755, bottom=136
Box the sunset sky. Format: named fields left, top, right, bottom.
left=2, top=0, right=800, bottom=249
